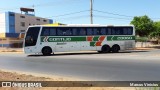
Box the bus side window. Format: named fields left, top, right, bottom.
left=50, top=27, right=57, bottom=36
left=65, top=28, right=72, bottom=36
left=72, top=28, right=78, bottom=36
left=57, top=28, right=63, bottom=36
left=127, top=28, right=133, bottom=35
left=123, top=28, right=128, bottom=35
left=79, top=28, right=86, bottom=35
left=93, top=28, right=99, bottom=35
left=41, top=27, right=50, bottom=36
left=111, top=28, right=116, bottom=35
left=115, top=27, right=122, bottom=35
left=107, top=28, right=112, bottom=35
left=87, top=28, right=93, bottom=35
left=100, top=28, right=106, bottom=35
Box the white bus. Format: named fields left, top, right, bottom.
left=24, top=24, right=135, bottom=55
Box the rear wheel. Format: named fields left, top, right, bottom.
left=111, top=44, right=120, bottom=53
left=42, top=47, right=52, bottom=56
left=101, top=45, right=111, bottom=53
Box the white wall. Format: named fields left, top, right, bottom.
left=0, top=13, right=6, bottom=33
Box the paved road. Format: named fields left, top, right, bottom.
left=0, top=49, right=160, bottom=81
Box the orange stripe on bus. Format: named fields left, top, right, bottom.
left=87, top=36, right=93, bottom=41
left=96, top=42, right=102, bottom=46
left=99, top=36, right=106, bottom=41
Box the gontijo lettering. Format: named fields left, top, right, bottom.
left=48, top=38, right=71, bottom=42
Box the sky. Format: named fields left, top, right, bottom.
left=0, top=0, right=160, bottom=25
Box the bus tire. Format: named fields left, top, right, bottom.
left=98, top=51, right=103, bottom=53
left=101, top=45, right=110, bottom=53
left=111, top=44, right=120, bottom=53
left=42, top=46, right=52, bottom=56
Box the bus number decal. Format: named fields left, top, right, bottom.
left=107, top=36, right=135, bottom=41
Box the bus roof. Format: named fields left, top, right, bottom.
left=31, top=24, right=134, bottom=27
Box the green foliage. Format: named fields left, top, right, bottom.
left=130, top=15, right=154, bottom=37
left=150, top=21, right=160, bottom=38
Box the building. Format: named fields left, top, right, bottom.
left=0, top=8, right=53, bottom=47
left=0, top=11, right=53, bottom=38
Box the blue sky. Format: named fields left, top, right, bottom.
left=0, top=0, right=160, bottom=25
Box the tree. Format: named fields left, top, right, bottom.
left=130, top=15, right=154, bottom=37
left=150, top=21, right=160, bottom=44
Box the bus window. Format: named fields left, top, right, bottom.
left=127, top=27, right=133, bottom=35
left=100, top=28, right=106, bottom=35
left=87, top=28, right=93, bottom=35
left=65, top=28, right=72, bottom=36
left=25, top=27, right=40, bottom=47
left=57, top=28, right=63, bottom=36
left=107, top=28, right=112, bottom=35
left=115, top=27, right=122, bottom=35
left=123, top=27, right=133, bottom=35
left=79, top=28, right=86, bottom=35
left=57, top=27, right=72, bottom=36
left=72, top=28, right=78, bottom=36
left=50, top=28, right=57, bottom=36
left=41, top=27, right=50, bottom=36
left=111, top=28, right=116, bottom=35
left=93, top=28, right=100, bottom=35
left=123, top=28, right=128, bottom=35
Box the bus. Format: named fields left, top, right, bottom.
left=23, top=24, right=135, bottom=55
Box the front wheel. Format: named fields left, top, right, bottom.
left=42, top=47, right=52, bottom=56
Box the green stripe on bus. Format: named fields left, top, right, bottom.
left=41, top=36, right=86, bottom=42
left=107, top=36, right=135, bottom=41
left=41, top=36, right=135, bottom=42
left=90, top=42, right=96, bottom=46
left=93, top=36, right=99, bottom=41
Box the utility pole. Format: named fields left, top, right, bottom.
left=90, top=0, right=93, bottom=24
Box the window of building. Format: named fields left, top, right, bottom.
left=20, top=16, right=25, bottom=18
left=43, top=20, right=47, bottom=22
left=9, top=13, right=15, bottom=16
left=20, top=22, right=25, bottom=27
left=20, top=30, right=25, bottom=33
left=36, top=18, right=40, bottom=21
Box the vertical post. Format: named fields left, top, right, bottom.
left=90, top=0, right=93, bottom=24
left=33, top=5, right=35, bottom=15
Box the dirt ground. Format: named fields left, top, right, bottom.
left=0, top=70, right=137, bottom=90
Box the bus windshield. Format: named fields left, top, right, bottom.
left=25, top=27, right=40, bottom=47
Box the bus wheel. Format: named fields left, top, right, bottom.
left=111, top=44, right=120, bottom=53
left=98, top=51, right=102, bottom=53
left=101, top=45, right=110, bottom=53
left=42, top=47, right=52, bottom=56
